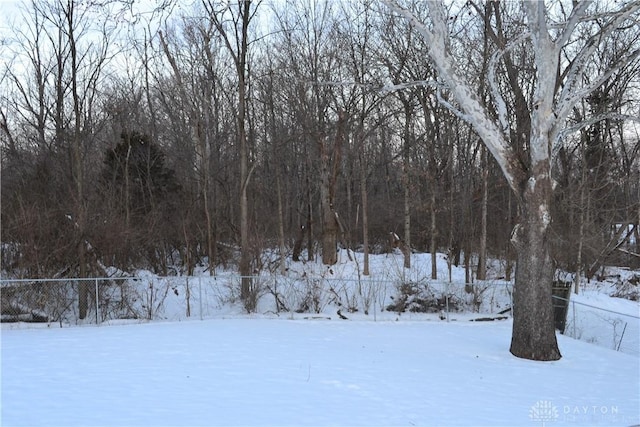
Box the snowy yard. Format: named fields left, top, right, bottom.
left=2, top=253, right=639, bottom=426
left=2, top=318, right=638, bottom=427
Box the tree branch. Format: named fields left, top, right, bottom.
left=487, top=32, right=530, bottom=134
left=554, top=112, right=640, bottom=156
left=381, top=0, right=525, bottom=193
left=559, top=47, right=640, bottom=127
left=555, top=2, right=640, bottom=125
left=555, top=0, right=594, bottom=47
left=436, top=86, right=471, bottom=123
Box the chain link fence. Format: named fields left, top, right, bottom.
left=0, top=276, right=209, bottom=325
left=0, top=275, right=512, bottom=324
left=2, top=275, right=637, bottom=356
left=554, top=295, right=640, bottom=356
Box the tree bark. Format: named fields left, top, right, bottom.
left=276, top=173, right=287, bottom=275
left=574, top=142, right=588, bottom=293
left=505, top=191, right=514, bottom=282
left=292, top=225, right=305, bottom=262
left=509, top=170, right=560, bottom=360
left=320, top=164, right=339, bottom=266
left=402, top=103, right=412, bottom=267
left=477, top=147, right=488, bottom=280
left=321, top=205, right=339, bottom=265
left=320, top=112, right=346, bottom=266
left=306, top=173, right=314, bottom=262
left=430, top=189, right=437, bottom=280
left=360, top=151, right=369, bottom=276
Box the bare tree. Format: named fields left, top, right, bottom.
left=4, top=0, right=114, bottom=317
left=379, top=8, right=422, bottom=268
left=383, top=0, right=640, bottom=360
left=271, top=0, right=346, bottom=265
left=204, top=0, right=258, bottom=310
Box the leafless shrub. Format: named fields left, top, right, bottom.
left=387, top=281, right=461, bottom=314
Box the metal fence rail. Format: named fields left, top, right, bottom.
left=0, top=275, right=240, bottom=325
left=2, top=275, right=637, bottom=356
left=0, top=275, right=512, bottom=324
left=553, top=295, right=640, bottom=356
left=2, top=277, right=134, bottom=325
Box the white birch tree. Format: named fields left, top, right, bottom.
left=383, top=0, right=640, bottom=361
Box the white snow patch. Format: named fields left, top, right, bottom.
left=539, top=204, right=551, bottom=228
left=528, top=176, right=536, bottom=191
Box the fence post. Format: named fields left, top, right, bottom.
left=617, top=322, right=628, bottom=352
left=371, top=280, right=376, bottom=322
left=508, top=283, right=513, bottom=318
left=445, top=280, right=450, bottom=322
left=199, top=276, right=203, bottom=321
left=572, top=300, right=576, bottom=338
left=95, top=278, right=99, bottom=325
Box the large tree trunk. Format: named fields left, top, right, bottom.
left=510, top=3, right=561, bottom=361
left=509, top=160, right=561, bottom=361
left=510, top=214, right=560, bottom=360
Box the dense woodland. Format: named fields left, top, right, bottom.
left=1, top=0, right=639, bottom=283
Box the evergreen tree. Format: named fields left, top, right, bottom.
left=103, top=131, right=180, bottom=222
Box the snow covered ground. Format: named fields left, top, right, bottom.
left=2, top=252, right=639, bottom=426
left=2, top=317, right=639, bottom=427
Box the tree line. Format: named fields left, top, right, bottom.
left=1, top=1, right=639, bottom=321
